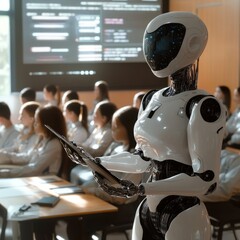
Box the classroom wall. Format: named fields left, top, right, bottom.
left=170, top=0, right=240, bottom=112
left=4, top=0, right=240, bottom=122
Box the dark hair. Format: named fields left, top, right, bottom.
left=0, top=102, right=11, bottom=120
left=37, top=105, right=67, bottom=139
left=97, top=101, right=117, bottom=125
left=95, top=80, right=109, bottom=101
left=22, top=101, right=40, bottom=118
left=44, top=84, right=61, bottom=106
left=116, top=106, right=138, bottom=151
left=20, top=87, right=36, bottom=102
left=36, top=105, right=73, bottom=180
left=66, top=90, right=79, bottom=101
left=219, top=85, right=231, bottom=111
left=65, top=100, right=89, bottom=132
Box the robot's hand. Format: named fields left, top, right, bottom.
left=94, top=172, right=145, bottom=198
left=61, top=141, right=87, bottom=166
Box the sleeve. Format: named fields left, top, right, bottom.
left=71, top=128, right=88, bottom=145
left=82, top=128, right=113, bottom=157
left=0, top=139, right=62, bottom=178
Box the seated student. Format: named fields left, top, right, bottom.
left=88, top=80, right=110, bottom=133
left=0, top=102, right=19, bottom=149
left=19, top=87, right=36, bottom=104
left=43, top=84, right=61, bottom=107
left=0, top=105, right=67, bottom=178
left=63, top=100, right=89, bottom=145
left=0, top=101, right=40, bottom=164
left=201, top=148, right=240, bottom=202
left=81, top=100, right=117, bottom=157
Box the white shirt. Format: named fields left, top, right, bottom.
left=0, top=125, right=19, bottom=149
left=0, top=138, right=62, bottom=178
left=67, top=121, right=88, bottom=145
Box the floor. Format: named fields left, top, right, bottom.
left=5, top=221, right=240, bottom=240
left=55, top=221, right=240, bottom=240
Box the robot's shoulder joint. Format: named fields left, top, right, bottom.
left=186, top=95, right=222, bottom=122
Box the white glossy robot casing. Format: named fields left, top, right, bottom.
left=96, top=11, right=226, bottom=240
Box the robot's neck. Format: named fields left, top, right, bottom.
left=164, top=63, right=198, bottom=97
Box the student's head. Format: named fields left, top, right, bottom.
left=133, top=91, right=145, bottom=109
left=111, top=106, right=138, bottom=150
left=34, top=105, right=67, bottom=138
left=0, top=102, right=11, bottom=121
left=63, top=100, right=88, bottom=131
left=19, top=101, right=40, bottom=128
left=61, top=90, right=79, bottom=106
left=20, top=87, right=36, bottom=104
left=214, top=86, right=231, bottom=111
left=43, top=84, right=61, bottom=106
left=94, top=80, right=109, bottom=102
left=93, top=101, right=117, bottom=128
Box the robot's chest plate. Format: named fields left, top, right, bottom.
left=134, top=89, right=205, bottom=161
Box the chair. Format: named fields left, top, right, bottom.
left=0, top=203, right=7, bottom=240
left=205, top=200, right=240, bottom=240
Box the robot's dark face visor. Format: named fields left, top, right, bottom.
left=144, top=23, right=186, bottom=71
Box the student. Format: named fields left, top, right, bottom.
left=0, top=102, right=19, bottom=149
left=63, top=100, right=89, bottom=145
left=82, top=100, right=117, bottom=157
left=89, top=80, right=110, bottom=132
left=0, top=105, right=67, bottom=178
left=91, top=80, right=110, bottom=111
left=19, top=87, right=36, bottom=104
left=43, top=84, right=61, bottom=107
left=0, top=101, right=40, bottom=164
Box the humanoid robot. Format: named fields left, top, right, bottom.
left=49, top=11, right=226, bottom=240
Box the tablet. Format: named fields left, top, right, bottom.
left=45, top=125, right=121, bottom=186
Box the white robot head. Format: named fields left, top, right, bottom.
left=143, top=11, right=208, bottom=78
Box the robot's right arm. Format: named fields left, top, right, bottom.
left=99, top=150, right=151, bottom=174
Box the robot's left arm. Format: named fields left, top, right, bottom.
left=140, top=96, right=227, bottom=196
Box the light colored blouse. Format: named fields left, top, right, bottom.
left=0, top=138, right=62, bottom=178
left=0, top=125, right=19, bottom=149
left=81, top=123, right=113, bottom=157
left=67, top=121, right=88, bottom=145
left=1, top=127, right=38, bottom=154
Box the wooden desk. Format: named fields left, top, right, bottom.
left=0, top=175, right=117, bottom=240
